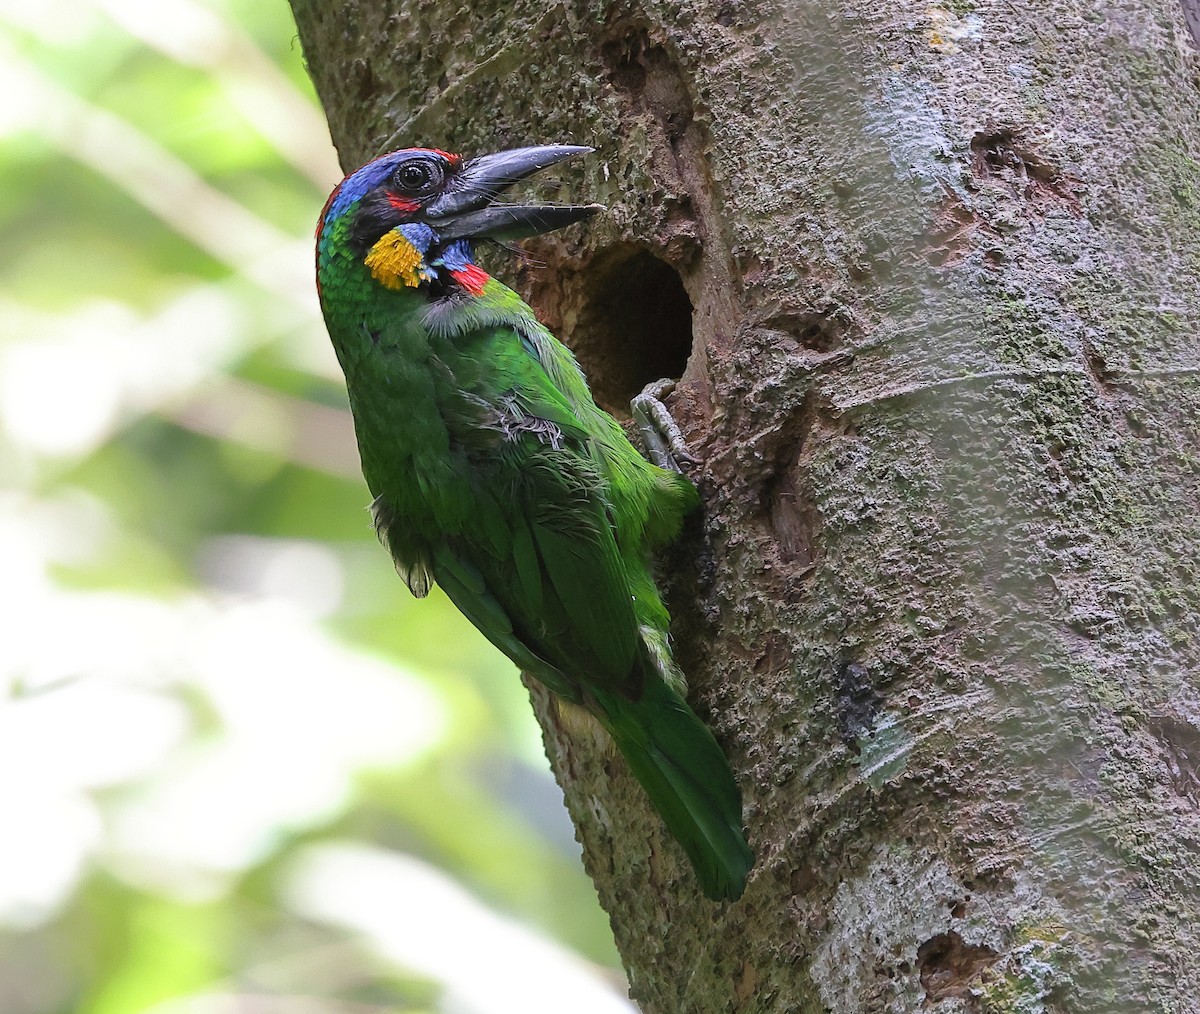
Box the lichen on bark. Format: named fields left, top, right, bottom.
left=290, top=1, right=1200, bottom=1010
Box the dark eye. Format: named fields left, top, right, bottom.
left=392, top=159, right=444, bottom=196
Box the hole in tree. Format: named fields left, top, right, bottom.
left=917, top=931, right=999, bottom=1002
left=569, top=245, right=693, bottom=416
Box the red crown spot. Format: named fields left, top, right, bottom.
left=422, top=148, right=462, bottom=166
left=450, top=264, right=489, bottom=296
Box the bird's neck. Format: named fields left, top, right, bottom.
left=318, top=221, right=543, bottom=361
left=354, top=223, right=545, bottom=343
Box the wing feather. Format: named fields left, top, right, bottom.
left=435, top=325, right=645, bottom=697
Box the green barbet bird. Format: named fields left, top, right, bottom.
left=315, top=143, right=752, bottom=900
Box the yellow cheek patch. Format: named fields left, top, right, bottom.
left=364, top=230, right=432, bottom=290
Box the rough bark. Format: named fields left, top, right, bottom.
left=289, top=1, right=1200, bottom=1010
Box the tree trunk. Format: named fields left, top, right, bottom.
left=289, top=1, right=1200, bottom=1010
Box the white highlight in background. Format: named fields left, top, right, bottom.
left=284, top=843, right=635, bottom=1014
left=0, top=496, right=448, bottom=919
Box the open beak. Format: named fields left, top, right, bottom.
left=424, top=144, right=602, bottom=241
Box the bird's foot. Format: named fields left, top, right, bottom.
left=632, top=379, right=698, bottom=473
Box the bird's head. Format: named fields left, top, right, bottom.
left=317, top=144, right=600, bottom=296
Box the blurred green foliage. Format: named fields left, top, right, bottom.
left=0, top=1, right=626, bottom=1011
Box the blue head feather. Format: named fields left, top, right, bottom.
left=325, top=154, right=403, bottom=222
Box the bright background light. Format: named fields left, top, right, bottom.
left=0, top=1, right=628, bottom=1010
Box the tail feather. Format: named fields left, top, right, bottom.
left=593, top=679, right=753, bottom=901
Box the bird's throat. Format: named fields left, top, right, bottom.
left=363, top=226, right=490, bottom=297
left=364, top=228, right=434, bottom=290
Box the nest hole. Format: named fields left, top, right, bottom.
left=569, top=246, right=693, bottom=415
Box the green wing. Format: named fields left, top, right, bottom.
left=431, top=325, right=646, bottom=698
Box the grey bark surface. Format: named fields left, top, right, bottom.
left=289, top=1, right=1200, bottom=1011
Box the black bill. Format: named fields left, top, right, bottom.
left=424, top=144, right=602, bottom=241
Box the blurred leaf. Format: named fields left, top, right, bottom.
left=0, top=2, right=627, bottom=1011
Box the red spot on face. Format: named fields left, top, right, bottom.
left=388, top=194, right=421, bottom=213
left=450, top=264, right=489, bottom=296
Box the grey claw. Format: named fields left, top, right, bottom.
left=631, top=379, right=698, bottom=472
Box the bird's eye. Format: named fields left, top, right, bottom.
left=392, top=159, right=444, bottom=196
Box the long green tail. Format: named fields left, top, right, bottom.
left=592, top=678, right=753, bottom=901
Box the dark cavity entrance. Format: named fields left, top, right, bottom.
left=569, top=245, right=693, bottom=416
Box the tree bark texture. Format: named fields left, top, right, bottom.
left=290, top=1, right=1200, bottom=1010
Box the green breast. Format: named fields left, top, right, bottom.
left=320, top=258, right=472, bottom=533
